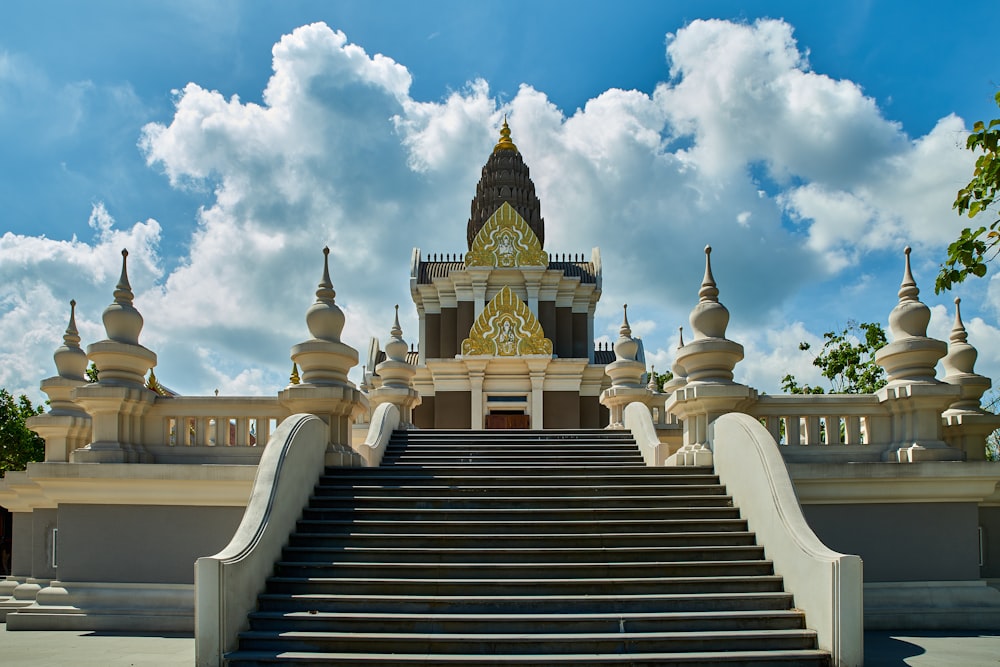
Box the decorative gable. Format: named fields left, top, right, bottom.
left=464, top=202, right=547, bottom=268
left=461, top=286, right=553, bottom=356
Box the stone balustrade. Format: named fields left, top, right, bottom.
left=748, top=394, right=891, bottom=463
left=145, top=397, right=287, bottom=449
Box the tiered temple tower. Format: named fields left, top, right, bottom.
left=368, top=121, right=621, bottom=429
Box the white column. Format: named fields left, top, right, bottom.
left=527, top=359, right=548, bottom=429
left=467, top=360, right=486, bottom=430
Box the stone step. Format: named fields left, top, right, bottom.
left=384, top=443, right=642, bottom=452
left=380, top=461, right=647, bottom=467
left=226, top=648, right=832, bottom=666
left=311, top=484, right=729, bottom=503
left=286, top=530, right=760, bottom=550
left=280, top=544, right=766, bottom=564
left=273, top=559, right=775, bottom=581
left=294, top=517, right=750, bottom=535
left=254, top=591, right=798, bottom=615
left=233, top=628, right=820, bottom=656
left=313, top=483, right=728, bottom=498
left=390, top=429, right=632, bottom=439
left=307, top=494, right=733, bottom=510
left=382, top=450, right=644, bottom=458
left=317, top=472, right=722, bottom=487
left=299, top=506, right=742, bottom=523
left=247, top=609, right=808, bottom=634
left=321, top=467, right=717, bottom=481
left=383, top=447, right=640, bottom=455
left=386, top=438, right=639, bottom=446
left=264, top=574, right=786, bottom=597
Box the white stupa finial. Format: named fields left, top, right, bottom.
left=950, top=297, right=968, bottom=346
left=699, top=246, right=719, bottom=303
left=114, top=248, right=135, bottom=306
left=942, top=297, right=979, bottom=378
left=690, top=246, right=730, bottom=339
left=887, top=246, right=931, bottom=340
left=54, top=299, right=87, bottom=381
left=305, top=246, right=346, bottom=342
left=102, top=248, right=144, bottom=345
left=385, top=304, right=408, bottom=363
left=614, top=304, right=639, bottom=362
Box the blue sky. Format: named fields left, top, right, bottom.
left=2, top=1, right=999, bottom=401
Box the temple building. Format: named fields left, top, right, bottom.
left=364, top=120, right=631, bottom=430
left=3, top=119, right=1000, bottom=667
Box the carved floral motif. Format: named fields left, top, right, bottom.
left=461, top=286, right=553, bottom=356
left=464, top=202, right=547, bottom=268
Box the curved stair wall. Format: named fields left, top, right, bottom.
left=710, top=412, right=864, bottom=667
left=354, top=402, right=401, bottom=467
left=195, top=414, right=328, bottom=667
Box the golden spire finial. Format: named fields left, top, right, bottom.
left=493, top=115, right=518, bottom=153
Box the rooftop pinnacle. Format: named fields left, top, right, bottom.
left=493, top=117, right=518, bottom=153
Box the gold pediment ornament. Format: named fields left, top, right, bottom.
left=464, top=202, right=547, bottom=268
left=461, top=286, right=553, bottom=357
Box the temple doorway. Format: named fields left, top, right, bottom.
left=485, top=411, right=530, bottom=429
left=484, top=395, right=530, bottom=429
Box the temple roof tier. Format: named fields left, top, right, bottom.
left=467, top=121, right=545, bottom=249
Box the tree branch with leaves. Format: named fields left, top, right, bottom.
left=936, top=91, right=1000, bottom=293
left=0, top=389, right=45, bottom=477
left=782, top=321, right=888, bottom=395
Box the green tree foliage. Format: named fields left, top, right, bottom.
left=648, top=368, right=674, bottom=392
left=978, top=389, right=1000, bottom=462
left=936, top=91, right=1000, bottom=293
left=0, top=389, right=45, bottom=477
left=781, top=321, right=888, bottom=395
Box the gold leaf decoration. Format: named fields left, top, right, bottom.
left=462, top=286, right=553, bottom=356
left=464, top=201, right=547, bottom=268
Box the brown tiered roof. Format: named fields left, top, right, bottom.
left=466, top=120, right=544, bottom=249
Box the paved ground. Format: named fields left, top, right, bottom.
left=1, top=627, right=998, bottom=666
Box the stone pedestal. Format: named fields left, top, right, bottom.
left=370, top=307, right=421, bottom=427
left=278, top=382, right=366, bottom=466
left=600, top=305, right=652, bottom=428
left=601, top=385, right=649, bottom=430
left=877, top=383, right=964, bottom=462
left=71, top=384, right=156, bottom=463
left=29, top=378, right=92, bottom=463
left=280, top=248, right=368, bottom=466
left=943, top=411, right=1000, bottom=461
left=665, top=383, right=759, bottom=465
left=875, top=248, right=964, bottom=463
left=369, top=384, right=421, bottom=428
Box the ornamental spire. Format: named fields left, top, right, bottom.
left=384, top=304, right=408, bottom=363
left=614, top=304, right=639, bottom=362
left=305, top=246, right=345, bottom=343
left=102, top=248, right=144, bottom=345
left=689, top=246, right=730, bottom=339
left=468, top=118, right=544, bottom=249
left=54, top=299, right=87, bottom=381
left=493, top=115, right=518, bottom=153
left=887, top=246, right=931, bottom=340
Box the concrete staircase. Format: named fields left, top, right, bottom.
left=225, top=429, right=831, bottom=666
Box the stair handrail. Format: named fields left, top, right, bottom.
left=355, top=402, right=401, bottom=466
left=194, top=413, right=328, bottom=667
left=709, top=412, right=863, bottom=667
left=623, top=402, right=667, bottom=465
